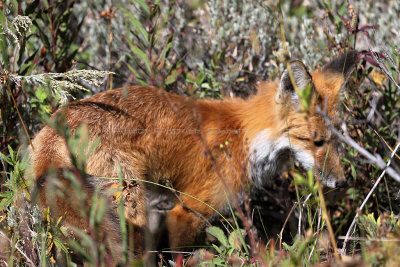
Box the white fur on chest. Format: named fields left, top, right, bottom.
left=248, top=129, right=314, bottom=187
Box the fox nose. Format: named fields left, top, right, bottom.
left=336, top=180, right=348, bottom=188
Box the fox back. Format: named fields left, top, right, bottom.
left=29, top=50, right=358, bottom=260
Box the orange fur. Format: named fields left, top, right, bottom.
left=28, top=51, right=357, bottom=259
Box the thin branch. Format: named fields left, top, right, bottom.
left=279, top=202, right=297, bottom=250
left=4, top=80, right=34, bottom=150
left=316, top=178, right=341, bottom=260
left=0, top=231, right=36, bottom=267
left=340, top=141, right=400, bottom=254
left=298, top=193, right=312, bottom=237
left=308, top=207, right=324, bottom=261
left=338, top=236, right=400, bottom=242
left=316, top=106, right=400, bottom=183
left=373, top=129, right=400, bottom=161
left=369, top=48, right=400, bottom=91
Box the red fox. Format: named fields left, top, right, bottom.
left=29, top=50, right=357, bottom=259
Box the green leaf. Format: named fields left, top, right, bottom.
left=1, top=153, right=13, bottom=165
left=35, top=87, right=48, bottom=102
left=120, top=7, right=148, bottom=42
left=126, top=61, right=142, bottom=79
left=126, top=63, right=148, bottom=86
left=0, top=10, right=7, bottom=30
left=212, top=243, right=222, bottom=254
left=42, top=0, right=49, bottom=10
left=159, top=42, right=172, bottom=62
left=198, top=73, right=206, bottom=84
left=20, top=52, right=38, bottom=76
left=228, top=229, right=243, bottom=250
left=0, top=35, right=9, bottom=67
left=307, top=168, right=314, bottom=188
left=10, top=0, right=18, bottom=14
left=8, top=145, right=14, bottom=162
left=0, top=191, right=13, bottom=210
left=210, top=257, right=224, bottom=265
left=53, top=238, right=69, bottom=254
left=294, top=173, right=306, bottom=186
left=201, top=83, right=211, bottom=89
left=128, top=43, right=151, bottom=74
left=282, top=242, right=291, bottom=251
left=165, top=68, right=182, bottom=85
left=68, top=240, right=92, bottom=263
left=297, top=83, right=312, bottom=113
left=135, top=0, right=150, bottom=15
left=350, top=164, right=357, bottom=180
left=206, top=226, right=228, bottom=248
left=204, top=257, right=224, bottom=265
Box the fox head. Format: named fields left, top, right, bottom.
left=280, top=50, right=358, bottom=188
left=249, top=50, right=358, bottom=188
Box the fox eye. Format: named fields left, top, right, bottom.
left=313, top=140, right=325, bottom=147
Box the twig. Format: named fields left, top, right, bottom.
left=172, top=187, right=212, bottom=227
left=308, top=207, right=324, bottom=261
left=374, top=129, right=400, bottom=161
left=298, top=193, right=312, bottom=238
left=0, top=231, right=35, bottom=267
left=316, top=178, right=341, bottom=261
left=340, top=141, right=400, bottom=255
left=369, top=48, right=400, bottom=91
left=0, top=155, right=5, bottom=192
left=0, top=259, right=8, bottom=267
left=146, top=250, right=195, bottom=255
left=338, top=236, right=400, bottom=242
left=279, top=202, right=297, bottom=250
left=4, top=80, right=34, bottom=150
left=316, top=106, right=400, bottom=183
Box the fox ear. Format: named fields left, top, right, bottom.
left=323, top=50, right=358, bottom=78
left=312, top=50, right=358, bottom=115
left=278, top=60, right=313, bottom=106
